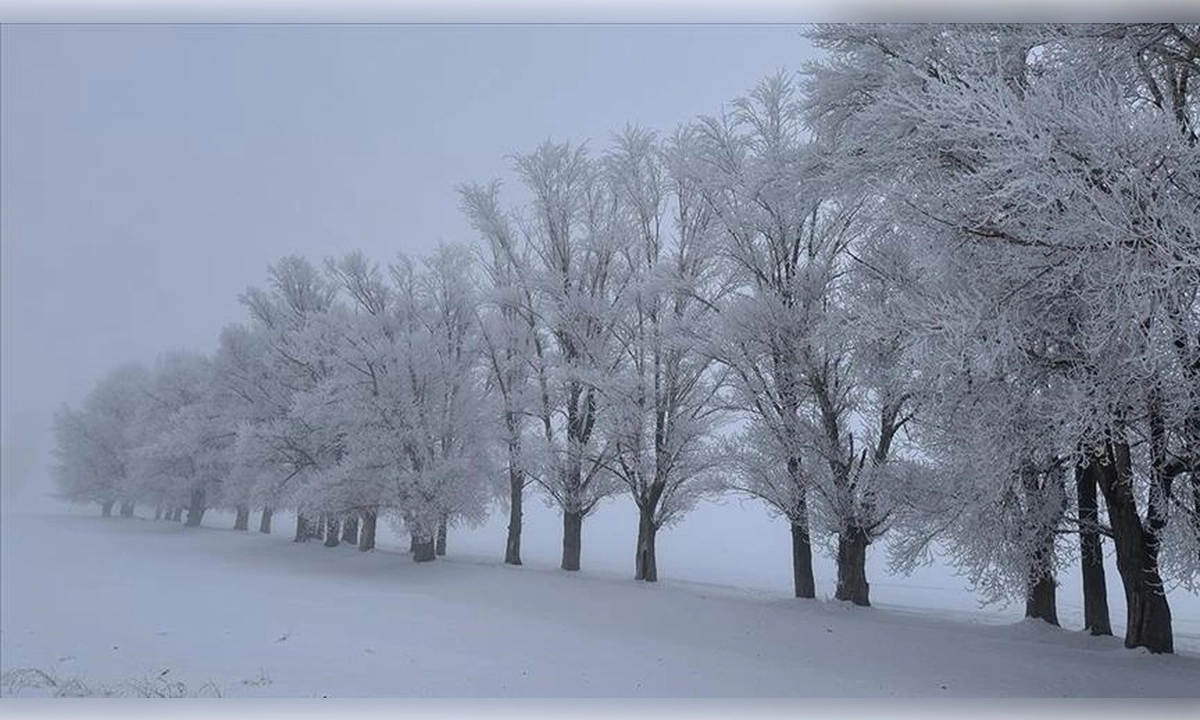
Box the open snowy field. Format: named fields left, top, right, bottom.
left=2, top=496, right=1198, bottom=698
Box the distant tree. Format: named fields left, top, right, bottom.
left=51, top=363, right=150, bottom=517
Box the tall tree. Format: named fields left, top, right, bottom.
left=602, top=126, right=726, bottom=581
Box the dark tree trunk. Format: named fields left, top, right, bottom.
left=259, top=507, right=273, bottom=534
left=786, top=456, right=816, bottom=599
left=1025, top=550, right=1059, bottom=626
left=1076, top=460, right=1112, bottom=635
left=435, top=514, right=448, bottom=556
left=1096, top=439, right=1173, bottom=653
left=412, top=533, right=436, bottom=562
left=153, top=506, right=163, bottom=521
left=170, top=508, right=183, bottom=522
left=790, top=521, right=816, bottom=599
left=234, top=506, right=250, bottom=531
left=184, top=489, right=205, bottom=527
left=561, top=509, right=584, bottom=571
left=505, top=468, right=523, bottom=566
left=341, top=515, right=359, bottom=545
left=834, top=525, right=871, bottom=606
left=294, top=513, right=312, bottom=542
left=324, top=515, right=340, bottom=547
left=1020, top=466, right=1060, bottom=626
left=101, top=501, right=114, bottom=518
left=119, top=501, right=134, bottom=517
left=358, top=509, right=377, bottom=552
left=634, top=504, right=659, bottom=582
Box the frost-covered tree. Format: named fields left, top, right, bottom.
left=386, top=247, right=493, bottom=560
left=467, top=141, right=626, bottom=571
left=236, top=256, right=340, bottom=542
left=129, top=352, right=225, bottom=527
left=695, top=73, right=913, bottom=601
left=601, top=126, right=726, bottom=581
left=51, top=363, right=150, bottom=517
left=460, top=185, right=541, bottom=565
left=805, top=22, right=1199, bottom=650
left=211, top=322, right=285, bottom=533
left=310, top=248, right=493, bottom=561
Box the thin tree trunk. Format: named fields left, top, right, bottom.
left=101, top=501, right=114, bottom=518
left=234, top=506, right=250, bottom=531
left=153, top=506, right=163, bottom=521
left=184, top=489, right=205, bottom=527
left=1097, top=439, right=1173, bottom=653
left=170, top=508, right=183, bottom=522
left=412, top=533, right=436, bottom=563
left=358, top=508, right=377, bottom=552
left=790, top=520, right=816, bottom=599
left=259, top=507, right=273, bottom=534
left=294, top=513, right=311, bottom=542
left=561, top=509, right=584, bottom=571
left=834, top=525, right=870, bottom=606
left=1077, top=460, right=1112, bottom=635
left=342, top=515, right=359, bottom=545
left=435, top=514, right=448, bottom=556
left=119, top=501, right=134, bottom=518
left=505, top=466, right=523, bottom=566
left=634, top=504, right=659, bottom=582
left=324, top=515, right=340, bottom=547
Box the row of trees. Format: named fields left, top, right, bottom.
left=52, top=24, right=1198, bottom=654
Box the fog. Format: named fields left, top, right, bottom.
left=0, top=24, right=817, bottom=505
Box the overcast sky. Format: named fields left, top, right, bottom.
left=0, top=24, right=819, bottom=493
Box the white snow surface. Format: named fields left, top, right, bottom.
left=2, top=495, right=1198, bottom=697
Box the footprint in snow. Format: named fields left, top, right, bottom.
left=276, top=633, right=290, bottom=643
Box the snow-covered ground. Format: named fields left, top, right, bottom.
left=2, top=493, right=1198, bottom=697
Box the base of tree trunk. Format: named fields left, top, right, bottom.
left=358, top=510, right=377, bottom=552
left=119, top=501, right=134, bottom=518
left=1077, top=460, right=1112, bottom=635
left=634, top=507, right=658, bottom=582
left=834, top=526, right=870, bottom=607
left=184, top=489, right=205, bottom=528
left=324, top=516, right=340, bottom=547
left=561, top=510, right=584, bottom=571
left=412, top=535, right=436, bottom=562
left=1124, top=576, right=1174, bottom=653
left=342, top=516, right=359, bottom=545
left=791, top=521, right=816, bottom=599
left=1025, top=570, right=1059, bottom=626
left=505, top=482, right=523, bottom=566
left=435, top=515, right=448, bottom=556
left=154, top=506, right=163, bottom=521
left=101, top=501, right=114, bottom=518
left=1098, top=439, right=1173, bottom=653
left=234, top=507, right=250, bottom=531
left=259, top=507, right=273, bottom=534
left=294, top=513, right=311, bottom=542
left=170, top=508, right=183, bottom=522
